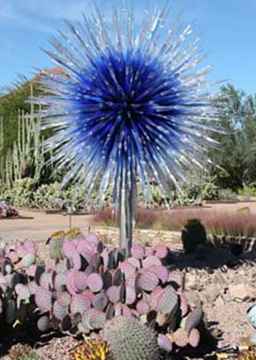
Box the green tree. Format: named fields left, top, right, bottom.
left=210, top=85, right=256, bottom=190
left=0, top=79, right=39, bottom=155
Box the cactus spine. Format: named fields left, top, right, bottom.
left=103, top=316, right=160, bottom=360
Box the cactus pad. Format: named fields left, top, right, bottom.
left=71, top=295, right=91, bottom=314
left=87, top=273, right=103, bottom=293
left=19, top=254, right=36, bottom=268
left=189, top=328, right=200, bottom=348
left=158, top=334, right=173, bottom=352
left=37, top=315, right=50, bottom=332
left=173, top=328, right=189, bottom=347
left=184, top=306, right=203, bottom=334
left=53, top=301, right=69, bottom=320
left=131, top=244, right=145, bottom=260
left=106, top=286, right=121, bottom=304
left=157, top=285, right=178, bottom=315
left=35, top=287, right=52, bottom=312
left=137, top=270, right=159, bottom=292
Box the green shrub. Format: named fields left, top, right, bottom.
left=218, top=189, right=238, bottom=201
left=238, top=184, right=256, bottom=197
left=32, top=182, right=64, bottom=209
left=0, top=180, right=91, bottom=211
left=1, top=178, right=36, bottom=207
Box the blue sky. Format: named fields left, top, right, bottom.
left=0, top=0, right=255, bottom=94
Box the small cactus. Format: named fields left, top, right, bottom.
left=181, top=219, right=207, bottom=254
left=103, top=316, right=160, bottom=360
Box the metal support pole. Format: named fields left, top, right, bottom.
left=119, top=175, right=136, bottom=257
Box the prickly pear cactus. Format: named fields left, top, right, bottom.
left=103, top=316, right=160, bottom=360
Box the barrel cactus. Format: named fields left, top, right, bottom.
left=181, top=219, right=207, bottom=254
left=103, top=316, right=160, bottom=360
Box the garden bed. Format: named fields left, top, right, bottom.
left=1, top=230, right=256, bottom=360
left=1, top=207, right=256, bottom=359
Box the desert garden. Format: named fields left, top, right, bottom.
left=1, top=4, right=256, bottom=360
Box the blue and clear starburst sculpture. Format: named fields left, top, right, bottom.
left=38, top=4, right=217, bottom=255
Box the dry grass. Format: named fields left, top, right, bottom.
left=93, top=207, right=256, bottom=237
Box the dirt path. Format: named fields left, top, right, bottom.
left=0, top=210, right=94, bottom=243
left=0, top=209, right=181, bottom=245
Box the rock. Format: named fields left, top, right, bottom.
left=185, top=273, right=200, bottom=290
left=229, top=284, right=256, bottom=302
left=184, top=290, right=202, bottom=307
left=215, top=296, right=225, bottom=308
left=214, top=271, right=228, bottom=287
left=205, top=284, right=220, bottom=303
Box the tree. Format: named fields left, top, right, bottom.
left=210, top=84, right=256, bottom=190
